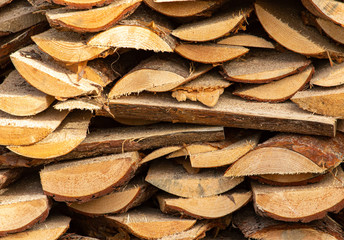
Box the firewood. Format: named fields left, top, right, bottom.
left=87, top=6, right=177, bottom=52
left=171, top=5, right=253, bottom=42
left=0, top=176, right=51, bottom=236
left=171, top=71, right=231, bottom=107
left=251, top=173, right=325, bottom=186
left=40, top=151, right=140, bottom=202
left=166, top=143, right=218, bottom=159
left=174, top=43, right=249, bottom=64
left=114, top=117, right=159, bottom=125
left=217, top=33, right=275, bottom=49
left=233, top=206, right=344, bottom=240
left=0, top=0, right=12, bottom=8
left=0, top=168, right=23, bottom=189
left=141, top=146, right=182, bottom=163
left=0, top=70, right=54, bottom=116
left=45, top=0, right=142, bottom=32
left=174, top=158, right=200, bottom=174
left=157, top=190, right=252, bottom=219
left=145, top=160, right=244, bottom=198
left=233, top=65, right=313, bottom=102
left=31, top=28, right=113, bottom=63
left=7, top=111, right=92, bottom=159
left=255, top=0, right=344, bottom=59
left=0, top=107, right=68, bottom=146
left=44, top=0, right=114, bottom=9
left=251, top=167, right=344, bottom=222
left=60, top=233, right=99, bottom=240
left=220, top=49, right=311, bottom=83
left=107, top=92, right=336, bottom=136
left=0, top=0, right=46, bottom=36
left=104, top=207, right=197, bottom=239
left=316, top=18, right=344, bottom=45
left=53, top=98, right=103, bottom=111
left=108, top=54, right=212, bottom=98
left=68, top=177, right=156, bottom=216
left=1, top=214, right=71, bottom=240
left=310, top=61, right=344, bottom=87
left=10, top=45, right=102, bottom=98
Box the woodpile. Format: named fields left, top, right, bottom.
left=3, top=0, right=344, bottom=239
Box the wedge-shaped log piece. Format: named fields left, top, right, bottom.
left=0, top=0, right=12, bottom=8
left=0, top=168, right=23, bottom=189
left=311, top=61, right=344, bottom=87
left=157, top=190, right=252, bottom=219
left=221, top=49, right=311, bottom=83
left=46, top=0, right=142, bottom=32
left=316, top=18, right=344, bottom=45
left=233, top=206, right=344, bottom=240
left=0, top=176, right=50, bottom=236
left=252, top=167, right=344, bottom=222
left=218, top=33, right=275, bottom=49
left=108, top=54, right=212, bottom=98
left=53, top=98, right=102, bottom=111
left=175, top=43, right=249, bottom=64
left=0, top=70, right=54, bottom=116
left=8, top=111, right=92, bottom=159
left=291, top=85, right=344, bottom=118
left=146, top=160, right=244, bottom=198
left=40, top=151, right=140, bottom=202
left=0, top=107, right=68, bottom=146
left=233, top=65, right=313, bottom=102
left=172, top=5, right=252, bottom=42
left=141, top=146, right=182, bottom=163
left=114, top=117, right=158, bottom=125
left=69, top=177, right=156, bottom=216
left=255, top=0, right=344, bottom=59
left=0, top=0, right=46, bottom=36
left=1, top=214, right=71, bottom=240
left=45, top=0, right=113, bottom=9
left=11, top=45, right=102, bottom=98
left=167, top=142, right=219, bottom=159
left=252, top=173, right=325, bottom=186
left=171, top=71, right=231, bottom=107
left=105, top=207, right=197, bottom=239
left=107, top=92, right=336, bottom=136
left=32, top=29, right=112, bottom=63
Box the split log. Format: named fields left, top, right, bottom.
left=174, top=43, right=249, bottom=64
left=10, top=45, right=102, bottom=98
left=108, top=54, right=212, bottom=98
left=233, top=206, right=344, bottom=240
left=68, top=177, right=156, bottom=216
left=141, top=146, right=182, bottom=163
left=0, top=168, right=23, bottom=189
left=220, top=49, right=311, bottom=83
left=106, top=92, right=337, bottom=136
left=113, top=117, right=159, bottom=125
left=217, top=33, right=275, bottom=49
left=0, top=0, right=12, bottom=8
left=0, top=107, right=68, bottom=146
left=174, top=158, right=200, bottom=174
left=310, top=61, right=344, bottom=87
left=145, top=160, right=244, bottom=198
left=316, top=18, right=344, bottom=45
left=0, top=70, right=54, bottom=116
left=53, top=97, right=103, bottom=111
left=252, top=167, right=344, bottom=222
left=44, top=0, right=114, bottom=9
left=157, top=189, right=252, bottom=219
left=1, top=214, right=71, bottom=240
left=171, top=5, right=253, bottom=42
left=251, top=173, right=325, bottom=186
left=232, top=65, right=313, bottom=102
left=166, top=142, right=219, bottom=159
left=0, top=176, right=51, bottom=236
left=40, top=151, right=140, bottom=202
left=0, top=0, right=46, bottom=36
left=31, top=28, right=113, bottom=63
left=45, top=0, right=142, bottom=32
left=7, top=111, right=92, bottom=159
left=255, top=0, right=344, bottom=59
left=60, top=234, right=100, bottom=240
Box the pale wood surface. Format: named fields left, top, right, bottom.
left=218, top=33, right=274, bottom=49
left=311, top=61, right=344, bottom=87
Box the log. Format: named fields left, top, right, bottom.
left=106, top=92, right=337, bottom=136
left=0, top=107, right=68, bottom=146
left=45, top=0, right=142, bottom=32
left=157, top=189, right=252, bottom=219
left=166, top=143, right=219, bottom=159
left=232, top=65, right=313, bottom=102
left=10, top=45, right=102, bottom=98
left=0, top=70, right=54, bottom=116
left=113, top=117, right=159, bottom=125
left=0, top=0, right=12, bottom=8
left=0, top=168, right=23, bottom=189
left=220, top=49, right=311, bottom=83
left=0, top=176, right=51, bottom=236
left=44, top=0, right=114, bottom=9
left=310, top=61, right=344, bottom=87
left=53, top=97, right=103, bottom=111
left=217, top=33, right=275, bottom=49
left=316, top=18, right=344, bottom=45
left=141, top=146, right=182, bottom=163
left=40, top=151, right=140, bottom=202
left=251, top=173, right=325, bottom=186
left=145, top=160, right=244, bottom=198
left=252, top=167, right=344, bottom=222
left=60, top=234, right=99, bottom=240
left=7, top=111, right=92, bottom=159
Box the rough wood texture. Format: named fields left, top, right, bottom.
left=221, top=49, right=311, bottom=83
left=311, top=61, right=344, bottom=87
left=0, top=0, right=12, bottom=8
left=233, top=65, right=313, bottom=102
left=40, top=151, right=140, bottom=202
left=106, top=92, right=337, bottom=136
left=0, top=168, right=23, bottom=189
left=53, top=98, right=102, bottom=111
left=0, top=70, right=54, bottom=116
left=46, top=0, right=142, bottom=32
left=217, top=33, right=275, bottom=49
left=145, top=160, right=244, bottom=198
left=251, top=173, right=325, bottom=186
left=141, top=146, right=182, bottom=163
left=255, top=0, right=344, bottom=59
left=44, top=0, right=115, bottom=9
left=316, top=18, right=344, bottom=45
left=8, top=111, right=92, bottom=159
left=252, top=167, right=344, bottom=223
left=60, top=234, right=100, bottom=240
